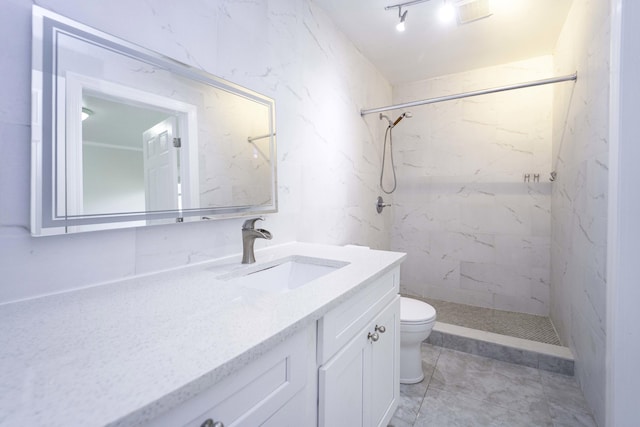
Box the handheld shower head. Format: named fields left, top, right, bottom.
left=391, top=111, right=412, bottom=127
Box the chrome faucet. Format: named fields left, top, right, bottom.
left=241, top=217, right=272, bottom=264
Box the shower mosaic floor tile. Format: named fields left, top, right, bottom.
left=388, top=344, right=597, bottom=427
left=415, top=297, right=562, bottom=346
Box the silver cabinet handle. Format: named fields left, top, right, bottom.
left=368, top=332, right=379, bottom=342
left=375, top=325, right=386, bottom=333
left=200, top=419, right=224, bottom=427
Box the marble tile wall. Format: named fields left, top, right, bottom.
left=550, top=1, right=610, bottom=425
left=0, top=0, right=392, bottom=303
left=390, top=57, right=554, bottom=316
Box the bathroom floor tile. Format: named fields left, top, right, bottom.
left=429, top=349, right=549, bottom=420
left=420, top=342, right=441, bottom=380
left=414, top=387, right=553, bottom=427
left=390, top=346, right=595, bottom=427
left=388, top=415, right=414, bottom=427
left=393, top=344, right=441, bottom=425
left=540, top=371, right=598, bottom=427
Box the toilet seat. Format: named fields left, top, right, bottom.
left=400, top=297, right=436, bottom=324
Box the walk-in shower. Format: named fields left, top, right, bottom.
left=366, top=70, right=578, bottom=351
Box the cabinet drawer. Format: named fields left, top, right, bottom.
left=147, top=326, right=312, bottom=427
left=317, top=267, right=399, bottom=364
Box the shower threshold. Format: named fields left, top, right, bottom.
left=406, top=296, right=574, bottom=376
left=421, top=297, right=561, bottom=344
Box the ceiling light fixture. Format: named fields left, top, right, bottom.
left=81, top=107, right=93, bottom=121
left=438, top=0, right=456, bottom=23
left=385, top=0, right=431, bottom=32
left=396, top=8, right=408, bottom=31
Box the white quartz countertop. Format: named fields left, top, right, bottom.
left=0, top=242, right=405, bottom=427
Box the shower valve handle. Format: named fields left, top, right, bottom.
left=376, top=196, right=391, bottom=213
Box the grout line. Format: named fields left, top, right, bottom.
left=411, top=344, right=441, bottom=426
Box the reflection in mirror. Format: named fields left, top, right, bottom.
left=31, top=6, right=277, bottom=235
left=80, top=93, right=177, bottom=216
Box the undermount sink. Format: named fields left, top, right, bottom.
left=220, top=256, right=349, bottom=293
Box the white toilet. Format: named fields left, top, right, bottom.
left=400, top=297, right=437, bottom=384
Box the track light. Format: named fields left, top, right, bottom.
left=396, top=8, right=408, bottom=32
left=438, top=0, right=456, bottom=23
left=385, top=0, right=431, bottom=32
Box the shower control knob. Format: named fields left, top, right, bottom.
left=375, top=325, right=386, bottom=334
left=368, top=332, right=379, bottom=342
left=376, top=196, right=391, bottom=214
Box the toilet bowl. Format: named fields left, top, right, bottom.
left=400, top=297, right=437, bottom=384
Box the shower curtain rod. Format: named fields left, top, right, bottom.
left=360, top=72, right=577, bottom=116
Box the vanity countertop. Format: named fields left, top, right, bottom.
left=0, top=242, right=405, bottom=427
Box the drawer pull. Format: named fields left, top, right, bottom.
left=368, top=332, right=379, bottom=342
left=200, top=419, right=224, bottom=427
left=375, top=325, right=386, bottom=333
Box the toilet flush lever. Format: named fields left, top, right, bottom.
left=375, top=324, right=386, bottom=334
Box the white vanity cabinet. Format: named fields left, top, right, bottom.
left=317, top=268, right=401, bottom=427
left=143, top=324, right=317, bottom=427
left=0, top=242, right=406, bottom=427
left=141, top=266, right=401, bottom=427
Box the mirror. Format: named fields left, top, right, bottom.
left=31, top=6, right=277, bottom=235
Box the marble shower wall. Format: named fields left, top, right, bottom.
left=391, top=56, right=554, bottom=316
left=0, top=0, right=391, bottom=303
left=550, top=1, right=610, bottom=425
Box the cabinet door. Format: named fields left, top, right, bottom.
left=371, top=296, right=400, bottom=427
left=318, top=296, right=400, bottom=427
left=318, top=330, right=372, bottom=427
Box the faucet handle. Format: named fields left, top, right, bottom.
left=242, top=217, right=264, bottom=230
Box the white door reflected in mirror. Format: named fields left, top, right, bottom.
left=143, top=117, right=180, bottom=213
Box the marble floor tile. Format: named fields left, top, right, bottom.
left=415, top=387, right=553, bottom=427
left=388, top=415, right=414, bottom=427
left=389, top=345, right=596, bottom=427
left=429, top=348, right=550, bottom=420
left=393, top=344, right=442, bottom=425
left=540, top=371, right=598, bottom=427
left=420, top=342, right=441, bottom=379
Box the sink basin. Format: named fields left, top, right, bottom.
left=220, top=256, right=349, bottom=293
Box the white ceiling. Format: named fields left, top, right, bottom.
left=312, top=0, right=573, bottom=85
left=83, top=95, right=170, bottom=149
